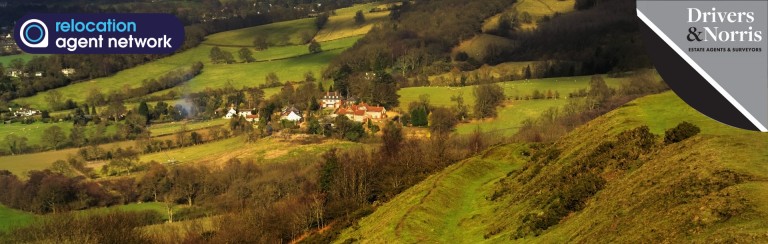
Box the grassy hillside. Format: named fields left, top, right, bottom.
left=314, top=3, right=391, bottom=42
left=334, top=144, right=526, bottom=243
left=482, top=0, right=575, bottom=32
left=336, top=91, right=768, bottom=242
left=0, top=205, right=35, bottom=232
left=204, top=18, right=318, bottom=47
left=453, top=34, right=514, bottom=62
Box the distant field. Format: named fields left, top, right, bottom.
left=0, top=53, right=47, bottom=66
left=204, top=18, right=318, bottom=47
left=456, top=99, right=571, bottom=136
left=482, top=0, right=576, bottom=31
left=428, top=61, right=544, bottom=84
left=80, top=202, right=175, bottom=221
left=398, top=75, right=624, bottom=109
left=453, top=34, right=514, bottom=62
left=0, top=205, right=35, bottom=232
left=149, top=119, right=228, bottom=137
left=0, top=122, right=118, bottom=151
left=314, top=3, right=390, bottom=42
left=0, top=140, right=136, bottom=177
left=140, top=135, right=357, bottom=166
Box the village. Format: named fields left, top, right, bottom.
left=221, top=91, right=391, bottom=130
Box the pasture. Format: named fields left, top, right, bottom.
left=398, top=75, right=624, bottom=109
left=0, top=205, right=36, bottom=232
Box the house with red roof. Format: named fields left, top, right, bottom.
left=335, top=103, right=387, bottom=122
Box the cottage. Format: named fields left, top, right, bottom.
left=280, top=106, right=302, bottom=122
left=7, top=69, right=21, bottom=78
left=61, top=68, right=76, bottom=77
left=223, top=107, right=237, bottom=119
left=321, top=92, right=343, bottom=109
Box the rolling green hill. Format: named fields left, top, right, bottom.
left=335, top=91, right=768, bottom=243
left=204, top=18, right=318, bottom=47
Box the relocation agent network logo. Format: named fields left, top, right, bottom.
left=14, top=13, right=184, bottom=54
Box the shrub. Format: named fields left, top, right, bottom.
left=664, top=121, right=701, bottom=144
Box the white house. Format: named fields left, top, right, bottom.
left=7, top=69, right=21, bottom=78
left=34, top=71, right=43, bottom=77
left=280, top=106, right=302, bottom=122
left=61, top=68, right=76, bottom=77
left=321, top=92, right=343, bottom=109
left=223, top=107, right=237, bottom=119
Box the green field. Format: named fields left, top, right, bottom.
left=140, top=135, right=357, bottom=166
left=0, top=205, right=36, bottom=232
left=483, top=0, right=576, bottom=31
left=314, top=3, right=391, bottom=42
left=80, top=202, right=176, bottom=221
left=336, top=91, right=768, bottom=242
left=0, top=122, right=117, bottom=151
left=399, top=75, right=624, bottom=109
left=149, top=119, right=228, bottom=137
left=205, top=18, right=318, bottom=47
left=0, top=139, right=136, bottom=177
left=428, top=61, right=544, bottom=85
left=456, top=99, right=570, bottom=136
left=0, top=53, right=48, bottom=66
